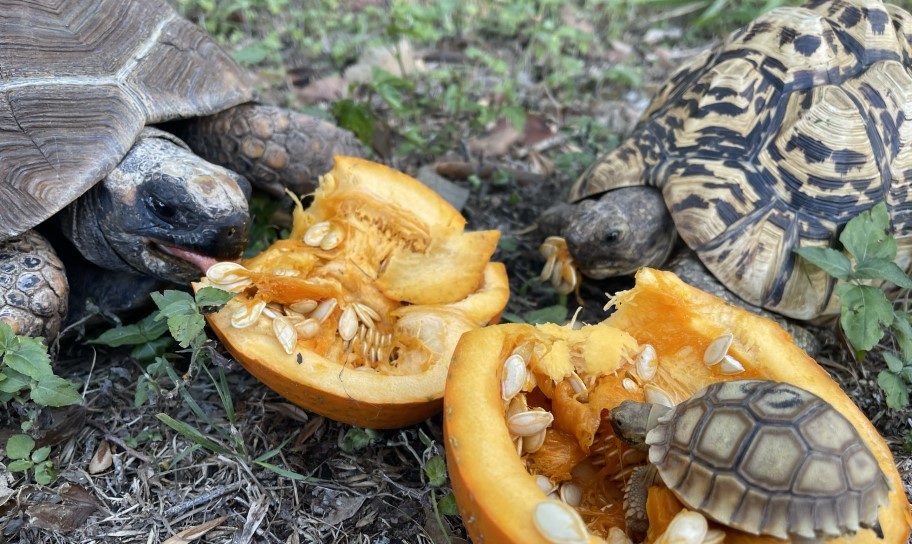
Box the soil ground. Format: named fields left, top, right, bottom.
left=1, top=2, right=910, bottom=543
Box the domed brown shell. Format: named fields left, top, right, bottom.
left=645, top=379, right=891, bottom=540
left=569, top=0, right=912, bottom=319
left=0, top=0, right=255, bottom=239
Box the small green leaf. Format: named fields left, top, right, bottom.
left=0, top=322, right=15, bottom=351
left=195, top=286, right=235, bottom=314
left=155, top=414, right=233, bottom=456
left=792, top=247, right=852, bottom=281
left=424, top=455, right=447, bottom=488
left=884, top=352, right=905, bottom=373
left=6, top=434, right=35, bottom=460
left=33, top=462, right=57, bottom=485
left=7, top=459, right=32, bottom=472
left=436, top=493, right=460, bottom=516
left=892, top=312, right=912, bottom=362
left=130, top=336, right=175, bottom=364
left=0, top=369, right=31, bottom=394
left=232, top=42, right=273, bottom=65
left=850, top=257, right=912, bottom=288
left=523, top=305, right=569, bottom=325
left=834, top=283, right=893, bottom=352
left=3, top=337, right=53, bottom=380
left=31, top=446, right=51, bottom=463
left=502, top=106, right=526, bottom=132
left=840, top=203, right=895, bottom=262
left=340, top=427, right=381, bottom=453
left=30, top=375, right=82, bottom=407
left=254, top=461, right=316, bottom=482
left=901, top=367, right=912, bottom=383
left=332, top=99, right=375, bottom=145
left=150, top=291, right=207, bottom=348
left=877, top=370, right=910, bottom=409
left=91, top=312, right=169, bottom=347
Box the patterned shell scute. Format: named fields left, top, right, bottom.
left=644, top=380, right=891, bottom=540
left=0, top=0, right=256, bottom=239
left=569, top=0, right=912, bottom=320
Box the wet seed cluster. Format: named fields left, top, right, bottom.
left=206, top=262, right=393, bottom=367
left=539, top=236, right=580, bottom=296
left=502, top=333, right=743, bottom=544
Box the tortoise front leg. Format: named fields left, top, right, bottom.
left=0, top=231, right=68, bottom=339
left=176, top=104, right=363, bottom=196
left=624, top=463, right=659, bottom=540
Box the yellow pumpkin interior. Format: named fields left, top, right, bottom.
left=444, top=268, right=912, bottom=543
left=200, top=156, right=509, bottom=428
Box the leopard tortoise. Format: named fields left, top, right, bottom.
left=0, top=0, right=361, bottom=339
left=609, top=379, right=891, bottom=542
left=541, top=0, right=912, bottom=320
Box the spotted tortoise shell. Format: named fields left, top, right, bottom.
left=571, top=0, right=912, bottom=319
left=645, top=380, right=890, bottom=540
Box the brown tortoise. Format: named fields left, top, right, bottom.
left=0, top=0, right=361, bottom=338
left=610, top=379, right=891, bottom=542
left=541, top=0, right=912, bottom=321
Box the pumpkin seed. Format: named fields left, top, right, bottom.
left=644, top=384, right=674, bottom=407
left=703, top=333, right=733, bottom=366
left=311, top=298, right=338, bottom=323
left=231, top=300, right=266, bottom=328
left=556, top=264, right=579, bottom=295
left=502, top=354, right=528, bottom=400
left=523, top=428, right=546, bottom=454
left=559, top=482, right=582, bottom=507
left=353, top=302, right=380, bottom=326
left=535, top=475, right=557, bottom=495
left=339, top=307, right=359, bottom=341
left=206, top=262, right=250, bottom=288
left=635, top=344, right=658, bottom=381
left=622, top=377, right=639, bottom=393
left=567, top=372, right=588, bottom=402
left=607, top=527, right=633, bottom=544
left=719, top=354, right=745, bottom=374
left=507, top=410, right=554, bottom=437
left=303, top=221, right=332, bottom=246
left=288, top=300, right=318, bottom=314
left=532, top=499, right=588, bottom=544
left=549, top=260, right=564, bottom=288
left=273, top=316, right=297, bottom=354
left=540, top=255, right=557, bottom=282
left=320, top=227, right=344, bottom=250
left=655, top=510, right=708, bottom=544
left=295, top=318, right=320, bottom=339
left=273, top=268, right=299, bottom=276
left=539, top=237, right=561, bottom=258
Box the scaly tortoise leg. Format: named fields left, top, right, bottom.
left=624, top=463, right=658, bottom=539
left=0, top=231, right=68, bottom=339
left=176, top=104, right=363, bottom=196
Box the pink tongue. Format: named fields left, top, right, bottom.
left=160, top=245, right=231, bottom=273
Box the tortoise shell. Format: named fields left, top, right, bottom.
left=570, top=0, right=912, bottom=319
left=645, top=379, right=890, bottom=540
left=0, top=0, right=255, bottom=239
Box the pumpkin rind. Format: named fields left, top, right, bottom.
left=202, top=157, right=509, bottom=428
left=444, top=268, right=912, bottom=543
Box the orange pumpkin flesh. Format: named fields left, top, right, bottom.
left=199, top=156, right=509, bottom=429
left=444, top=268, right=912, bottom=543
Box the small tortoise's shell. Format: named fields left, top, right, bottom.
left=570, top=0, right=912, bottom=319
left=0, top=0, right=255, bottom=239
left=646, top=380, right=890, bottom=540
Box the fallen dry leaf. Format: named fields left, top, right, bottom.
left=88, top=440, right=113, bottom=474
left=26, top=483, right=102, bottom=532
left=162, top=515, right=230, bottom=544
left=468, top=119, right=521, bottom=157
left=296, top=75, right=349, bottom=104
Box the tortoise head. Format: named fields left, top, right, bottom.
left=60, top=129, right=250, bottom=284
left=564, top=186, right=675, bottom=278
left=609, top=399, right=672, bottom=446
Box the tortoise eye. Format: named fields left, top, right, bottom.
left=148, top=195, right=177, bottom=221
left=604, top=230, right=622, bottom=243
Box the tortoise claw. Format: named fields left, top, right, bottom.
left=538, top=236, right=581, bottom=296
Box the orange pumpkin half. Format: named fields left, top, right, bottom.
left=198, top=156, right=509, bottom=428
left=444, top=268, right=911, bottom=543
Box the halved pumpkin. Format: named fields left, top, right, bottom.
left=444, top=268, right=912, bottom=543
left=198, top=156, right=509, bottom=428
